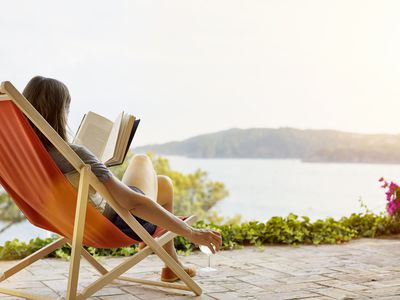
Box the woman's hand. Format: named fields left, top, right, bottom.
left=187, top=228, right=222, bottom=254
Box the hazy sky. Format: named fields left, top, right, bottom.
left=2, top=0, right=400, bottom=146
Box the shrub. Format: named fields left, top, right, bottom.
left=1, top=212, right=400, bottom=260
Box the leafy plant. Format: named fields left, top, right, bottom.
left=2, top=212, right=400, bottom=261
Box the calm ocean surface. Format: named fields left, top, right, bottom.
left=1, top=157, right=398, bottom=245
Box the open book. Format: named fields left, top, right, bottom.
left=73, top=111, right=140, bottom=167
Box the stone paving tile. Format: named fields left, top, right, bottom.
left=300, top=298, right=333, bottom=300
left=6, top=287, right=60, bottom=298
left=245, top=267, right=289, bottom=278
left=309, top=287, right=369, bottom=299
left=198, top=284, right=230, bottom=293
left=361, top=278, right=400, bottom=289
left=0, top=280, right=46, bottom=289
left=100, top=295, right=141, bottom=300
left=260, top=282, right=323, bottom=293
left=220, top=282, right=265, bottom=294
left=285, top=267, right=337, bottom=277
left=121, top=285, right=193, bottom=300
left=357, top=285, right=400, bottom=298
left=315, top=279, right=369, bottom=292
left=92, top=287, right=127, bottom=297
left=3, top=238, right=400, bottom=298
left=252, top=290, right=322, bottom=300
left=275, top=274, right=332, bottom=285
left=235, top=274, right=281, bottom=287
left=207, top=291, right=251, bottom=299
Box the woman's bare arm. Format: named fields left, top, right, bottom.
left=104, top=176, right=222, bottom=253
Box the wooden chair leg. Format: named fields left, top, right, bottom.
left=80, top=247, right=108, bottom=275
left=79, top=247, right=152, bottom=299
left=66, top=166, right=90, bottom=300
left=78, top=216, right=201, bottom=299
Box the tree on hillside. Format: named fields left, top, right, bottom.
left=0, top=192, right=25, bottom=234
left=111, top=152, right=229, bottom=221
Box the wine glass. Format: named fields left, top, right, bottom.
left=199, top=245, right=217, bottom=272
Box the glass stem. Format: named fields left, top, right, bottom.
left=208, top=254, right=211, bottom=268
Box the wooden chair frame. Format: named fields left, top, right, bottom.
left=0, top=81, right=202, bottom=299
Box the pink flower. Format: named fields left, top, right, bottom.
left=388, top=204, right=395, bottom=216
left=380, top=178, right=389, bottom=189
left=387, top=200, right=399, bottom=216
left=380, top=177, right=400, bottom=216
left=389, top=182, right=399, bottom=193
left=386, top=191, right=393, bottom=201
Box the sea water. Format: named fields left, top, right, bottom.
left=164, top=156, right=397, bottom=222
left=1, top=157, right=398, bottom=244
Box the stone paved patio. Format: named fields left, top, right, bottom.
left=1, top=238, right=400, bottom=299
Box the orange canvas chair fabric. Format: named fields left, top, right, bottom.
left=0, top=81, right=201, bottom=299
left=0, top=99, right=137, bottom=248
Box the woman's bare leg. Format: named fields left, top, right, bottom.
left=121, top=154, right=181, bottom=265
left=121, top=154, right=158, bottom=201
left=156, top=175, right=182, bottom=266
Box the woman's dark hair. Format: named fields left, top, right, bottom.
left=23, top=76, right=71, bottom=147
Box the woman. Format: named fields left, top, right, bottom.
left=23, top=76, right=222, bottom=282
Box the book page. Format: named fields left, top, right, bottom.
left=105, top=114, right=137, bottom=166
left=101, top=112, right=124, bottom=163
left=73, top=111, right=113, bottom=159
left=117, top=114, right=135, bottom=158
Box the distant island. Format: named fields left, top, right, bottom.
left=134, top=127, right=400, bottom=164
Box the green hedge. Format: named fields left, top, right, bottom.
left=1, top=212, right=400, bottom=260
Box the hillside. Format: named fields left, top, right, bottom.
left=134, top=128, right=400, bottom=164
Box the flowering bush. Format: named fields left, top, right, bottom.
left=380, top=177, right=400, bottom=216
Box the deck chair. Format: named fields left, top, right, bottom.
left=0, top=81, right=202, bottom=299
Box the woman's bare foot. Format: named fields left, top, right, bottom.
left=161, top=265, right=197, bottom=282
